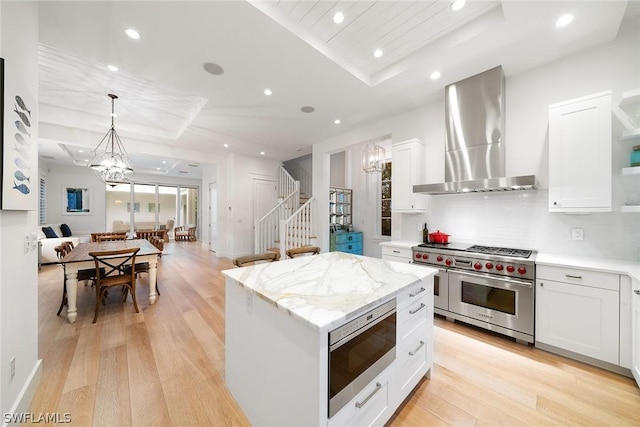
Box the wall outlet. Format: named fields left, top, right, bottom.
left=571, top=228, right=584, bottom=241
left=10, top=357, right=15, bottom=381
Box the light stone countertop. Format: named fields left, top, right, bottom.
left=379, top=241, right=421, bottom=249
left=535, top=253, right=640, bottom=282
left=223, top=252, right=437, bottom=332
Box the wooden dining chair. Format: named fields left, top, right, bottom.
left=55, top=241, right=101, bottom=316
left=125, top=236, right=162, bottom=295
left=89, top=247, right=140, bottom=323
left=233, top=252, right=280, bottom=267
left=286, top=246, right=321, bottom=259
left=95, top=233, right=128, bottom=242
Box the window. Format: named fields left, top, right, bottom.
left=39, top=177, right=47, bottom=225
left=380, top=161, right=391, bottom=236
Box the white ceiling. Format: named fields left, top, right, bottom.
left=36, top=1, right=638, bottom=178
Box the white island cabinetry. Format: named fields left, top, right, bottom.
left=223, top=253, right=436, bottom=427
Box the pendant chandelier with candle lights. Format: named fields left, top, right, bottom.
left=88, top=94, right=134, bottom=185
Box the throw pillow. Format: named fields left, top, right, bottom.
left=60, top=223, right=72, bottom=237
left=42, top=226, right=58, bottom=238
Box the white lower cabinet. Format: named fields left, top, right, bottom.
left=632, top=277, right=640, bottom=386
left=328, top=368, right=392, bottom=427
left=536, top=266, right=620, bottom=365
left=380, top=243, right=414, bottom=264
left=329, top=277, right=434, bottom=427
left=394, top=280, right=433, bottom=405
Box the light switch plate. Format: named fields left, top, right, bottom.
left=30, top=232, right=37, bottom=250
left=24, top=234, right=30, bottom=253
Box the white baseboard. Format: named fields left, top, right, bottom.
left=2, top=359, right=42, bottom=427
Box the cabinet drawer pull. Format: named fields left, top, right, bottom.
left=409, top=303, right=426, bottom=315
left=565, top=274, right=582, bottom=280
left=634, top=290, right=640, bottom=296
left=410, top=287, right=426, bottom=297
left=393, top=250, right=401, bottom=254
left=355, top=382, right=382, bottom=409
left=409, top=340, right=425, bottom=356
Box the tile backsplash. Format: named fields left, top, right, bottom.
left=399, top=190, right=640, bottom=261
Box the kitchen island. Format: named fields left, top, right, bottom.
left=223, top=252, right=437, bottom=427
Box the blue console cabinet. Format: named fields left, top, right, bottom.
left=330, top=231, right=363, bottom=255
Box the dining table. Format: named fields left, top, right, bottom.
left=60, top=239, right=161, bottom=323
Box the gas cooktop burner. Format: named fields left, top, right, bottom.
left=466, top=245, right=532, bottom=258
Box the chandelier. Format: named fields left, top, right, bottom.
left=362, top=142, right=386, bottom=173
left=89, top=94, right=134, bottom=185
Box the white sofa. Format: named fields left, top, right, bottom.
left=38, top=224, right=90, bottom=264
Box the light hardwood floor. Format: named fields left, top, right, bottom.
left=30, top=242, right=640, bottom=426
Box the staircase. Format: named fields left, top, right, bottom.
left=255, top=166, right=316, bottom=259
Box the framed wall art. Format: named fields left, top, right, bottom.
left=62, top=186, right=93, bottom=215
left=1, top=57, right=38, bottom=210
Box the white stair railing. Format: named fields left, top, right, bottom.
left=279, top=197, right=316, bottom=259
left=255, top=188, right=299, bottom=253
left=279, top=166, right=297, bottom=199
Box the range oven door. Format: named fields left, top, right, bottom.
left=448, top=270, right=534, bottom=336
left=433, top=268, right=449, bottom=311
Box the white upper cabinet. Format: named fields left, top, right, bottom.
left=548, top=91, right=612, bottom=212
left=392, top=138, right=425, bottom=213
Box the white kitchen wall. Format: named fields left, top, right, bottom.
left=401, top=190, right=640, bottom=261
left=0, top=1, right=41, bottom=416
left=313, top=16, right=640, bottom=262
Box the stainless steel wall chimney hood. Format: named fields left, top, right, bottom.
left=414, top=66, right=536, bottom=195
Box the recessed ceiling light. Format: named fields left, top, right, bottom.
left=264, top=88, right=272, bottom=96
left=78, top=149, right=84, bottom=153
left=334, top=119, right=341, bottom=125
left=203, top=62, right=225, bottom=75
left=451, top=0, right=466, bottom=11
left=162, top=160, right=167, bottom=164
left=124, top=28, right=140, bottom=40
left=157, top=167, right=161, bottom=170
left=301, top=106, right=315, bottom=113
left=556, top=13, right=574, bottom=28
left=333, top=12, right=345, bottom=24
left=373, top=49, right=384, bottom=58
left=430, top=71, right=441, bottom=80
left=223, top=143, right=229, bottom=148
left=107, top=64, right=118, bottom=72
left=260, top=151, right=265, bottom=156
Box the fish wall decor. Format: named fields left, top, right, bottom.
left=12, top=182, right=30, bottom=195
left=14, top=146, right=30, bottom=161
left=14, top=96, right=31, bottom=116
left=13, top=106, right=31, bottom=127
left=14, top=171, right=30, bottom=183
left=14, top=133, right=28, bottom=146
left=14, top=120, right=30, bottom=136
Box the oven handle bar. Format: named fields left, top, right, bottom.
left=355, top=382, right=382, bottom=409
left=451, top=270, right=534, bottom=288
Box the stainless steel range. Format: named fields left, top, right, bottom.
left=412, top=242, right=537, bottom=344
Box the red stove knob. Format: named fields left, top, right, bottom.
left=518, top=267, right=527, bottom=275
left=437, top=255, right=444, bottom=262
left=485, top=262, right=494, bottom=270
left=445, top=258, right=452, bottom=266
left=474, top=262, right=482, bottom=270
left=506, top=265, right=515, bottom=273
left=496, top=264, right=504, bottom=271
left=415, top=253, right=422, bottom=259
left=423, top=254, right=429, bottom=260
